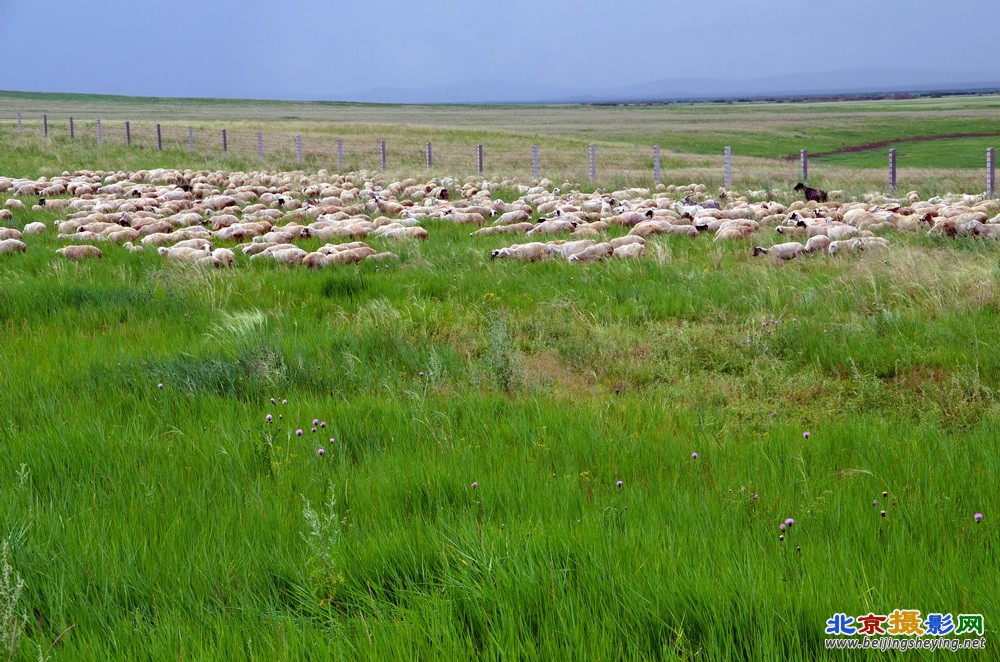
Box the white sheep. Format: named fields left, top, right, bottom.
left=22, top=222, right=47, bottom=235
left=753, top=242, right=805, bottom=260
left=490, top=243, right=550, bottom=262
left=56, top=245, right=104, bottom=260
left=568, top=242, right=614, bottom=263
left=0, top=238, right=27, bottom=254
left=0, top=228, right=23, bottom=241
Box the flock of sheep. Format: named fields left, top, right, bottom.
left=1, top=168, right=1000, bottom=269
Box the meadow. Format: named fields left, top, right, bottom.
left=1, top=91, right=999, bottom=192
left=0, top=92, right=998, bottom=659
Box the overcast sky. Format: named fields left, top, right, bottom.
left=1, top=0, right=997, bottom=102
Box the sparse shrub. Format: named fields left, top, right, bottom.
left=0, top=540, right=26, bottom=662
left=483, top=313, right=522, bottom=393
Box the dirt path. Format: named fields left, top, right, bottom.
left=783, top=133, right=1000, bottom=160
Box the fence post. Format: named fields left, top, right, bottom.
left=589, top=143, right=596, bottom=183
left=337, top=138, right=343, bottom=170
left=988, top=147, right=995, bottom=198
left=380, top=139, right=387, bottom=170
left=96, top=119, right=102, bottom=148
left=156, top=124, right=162, bottom=151
left=653, top=145, right=661, bottom=184
left=125, top=121, right=131, bottom=146
left=531, top=145, right=539, bottom=178
left=188, top=126, right=194, bottom=154
left=43, top=114, right=48, bottom=139
left=800, top=149, right=808, bottom=182
left=724, top=146, right=733, bottom=189
left=295, top=134, right=303, bottom=164
left=426, top=142, right=432, bottom=168
left=16, top=112, right=22, bottom=133
left=477, top=144, right=484, bottom=175
left=69, top=117, right=75, bottom=141
left=222, top=128, right=228, bottom=154
left=257, top=131, right=264, bottom=161
left=888, top=148, right=897, bottom=194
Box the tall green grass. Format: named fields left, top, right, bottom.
left=0, top=198, right=997, bottom=658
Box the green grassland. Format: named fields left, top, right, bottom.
left=0, top=202, right=998, bottom=658
left=1, top=91, right=999, bottom=658
left=0, top=91, right=998, bottom=190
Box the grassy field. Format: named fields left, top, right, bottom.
left=0, top=91, right=998, bottom=192
left=0, top=201, right=998, bottom=658
left=1, top=92, right=999, bottom=658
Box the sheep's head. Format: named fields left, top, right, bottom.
left=489, top=249, right=503, bottom=260
left=752, top=246, right=768, bottom=257
left=645, top=209, right=654, bottom=218
left=793, top=183, right=806, bottom=192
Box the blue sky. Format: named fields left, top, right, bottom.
left=1, top=0, right=997, bottom=101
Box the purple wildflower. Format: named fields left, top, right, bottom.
left=471, top=482, right=478, bottom=490
left=616, top=480, right=624, bottom=488
left=317, top=448, right=325, bottom=456
left=296, top=429, right=303, bottom=437
left=975, top=513, right=984, bottom=523
left=265, top=414, right=272, bottom=423
left=691, top=452, right=698, bottom=459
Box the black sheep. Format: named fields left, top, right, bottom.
left=794, top=182, right=828, bottom=203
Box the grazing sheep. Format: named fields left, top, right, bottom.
left=367, top=251, right=399, bottom=262
left=472, top=222, right=534, bottom=237
left=490, top=242, right=550, bottom=262
left=547, top=240, right=596, bottom=259
left=211, top=248, right=235, bottom=268
left=609, top=235, right=646, bottom=249
left=0, top=228, right=23, bottom=241
left=0, top=209, right=12, bottom=221
left=123, top=242, right=145, bottom=254
left=157, top=246, right=212, bottom=262
left=827, top=238, right=862, bottom=255
left=793, top=183, right=828, bottom=202
left=56, top=245, right=104, bottom=261
left=22, top=222, right=46, bottom=235
left=613, top=242, right=646, bottom=259
left=568, top=242, right=614, bottom=263
left=250, top=247, right=308, bottom=266
left=526, top=219, right=576, bottom=236
left=4, top=199, right=24, bottom=210
left=753, top=242, right=805, bottom=260
left=0, top=238, right=27, bottom=254
left=804, top=235, right=831, bottom=254
left=713, top=225, right=754, bottom=241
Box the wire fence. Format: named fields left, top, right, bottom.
left=2, top=112, right=997, bottom=196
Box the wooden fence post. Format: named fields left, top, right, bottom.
left=156, top=124, right=162, bottom=151
left=589, top=143, right=596, bottom=183
left=888, top=148, right=897, bottom=194
left=295, top=134, right=303, bottom=164
left=653, top=145, right=661, bottom=184
left=125, top=121, right=131, bottom=146
left=257, top=131, right=264, bottom=161
left=222, top=129, right=228, bottom=154
left=380, top=140, right=387, bottom=170
left=988, top=147, right=995, bottom=198
left=69, top=117, right=74, bottom=141
left=337, top=138, right=343, bottom=170
left=426, top=142, right=432, bottom=168
left=801, top=149, right=808, bottom=182
left=477, top=144, right=484, bottom=175
left=724, top=146, right=733, bottom=189
left=16, top=112, right=22, bottom=133
left=43, top=114, right=48, bottom=139
left=96, top=119, right=102, bottom=148
left=531, top=145, right=539, bottom=178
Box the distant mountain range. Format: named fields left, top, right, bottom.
left=351, top=68, right=1000, bottom=104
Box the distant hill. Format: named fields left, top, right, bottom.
left=353, top=67, right=1000, bottom=105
